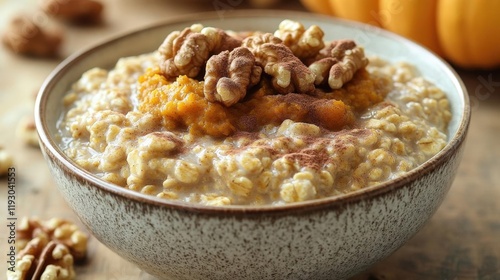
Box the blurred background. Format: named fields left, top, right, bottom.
left=1, top=0, right=499, bottom=279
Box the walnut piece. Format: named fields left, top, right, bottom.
left=158, top=25, right=241, bottom=79
left=243, top=33, right=316, bottom=94
left=7, top=239, right=75, bottom=280
left=17, top=217, right=88, bottom=262
left=308, top=40, right=368, bottom=89
left=204, top=47, right=262, bottom=107
left=274, top=19, right=325, bottom=60
left=0, top=147, right=14, bottom=177
left=1, top=15, right=62, bottom=57
left=40, top=0, right=104, bottom=25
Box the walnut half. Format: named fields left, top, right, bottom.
left=40, top=0, right=104, bottom=25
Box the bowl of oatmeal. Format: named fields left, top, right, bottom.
left=35, top=10, right=470, bottom=280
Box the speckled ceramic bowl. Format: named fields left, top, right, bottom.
left=35, top=10, right=470, bottom=280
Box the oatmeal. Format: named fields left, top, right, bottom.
left=57, top=20, right=451, bottom=206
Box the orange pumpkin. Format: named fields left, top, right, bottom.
left=300, top=0, right=500, bottom=69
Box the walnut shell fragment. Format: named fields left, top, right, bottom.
left=1, top=15, right=62, bottom=57
left=204, top=47, right=262, bottom=107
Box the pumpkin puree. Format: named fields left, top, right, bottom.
left=137, top=67, right=388, bottom=137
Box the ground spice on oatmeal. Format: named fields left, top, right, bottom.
left=284, top=148, right=328, bottom=171
left=138, top=67, right=388, bottom=137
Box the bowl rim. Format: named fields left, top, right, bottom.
left=35, top=9, right=471, bottom=214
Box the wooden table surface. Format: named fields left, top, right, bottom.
left=1, top=0, right=499, bottom=279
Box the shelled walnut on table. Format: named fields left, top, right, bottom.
left=7, top=217, right=88, bottom=280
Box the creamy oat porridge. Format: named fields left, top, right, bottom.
left=57, top=20, right=451, bottom=206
